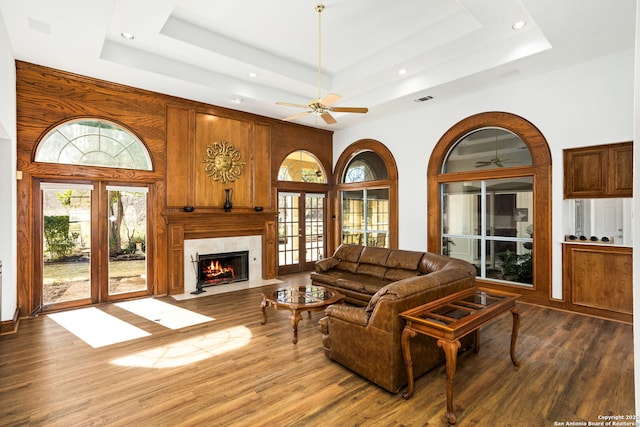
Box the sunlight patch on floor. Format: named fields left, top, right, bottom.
left=115, top=298, right=214, bottom=330
left=110, top=325, right=252, bottom=368
left=48, top=307, right=151, bottom=348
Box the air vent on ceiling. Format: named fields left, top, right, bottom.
left=414, top=95, right=434, bottom=103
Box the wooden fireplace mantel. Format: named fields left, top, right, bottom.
left=162, top=209, right=278, bottom=295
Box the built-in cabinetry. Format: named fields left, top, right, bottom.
left=563, top=141, right=633, bottom=198
left=562, top=243, right=632, bottom=323
left=563, top=141, right=633, bottom=323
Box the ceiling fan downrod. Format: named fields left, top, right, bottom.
left=315, top=4, right=325, bottom=102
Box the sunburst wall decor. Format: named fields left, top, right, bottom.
left=203, top=141, right=245, bottom=184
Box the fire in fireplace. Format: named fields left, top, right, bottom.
left=191, top=250, right=249, bottom=294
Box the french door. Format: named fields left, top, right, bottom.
left=277, top=192, right=326, bottom=275
left=39, top=181, right=149, bottom=311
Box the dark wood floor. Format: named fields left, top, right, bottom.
left=0, top=273, right=634, bottom=426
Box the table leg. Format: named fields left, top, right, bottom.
left=510, top=306, right=520, bottom=366
left=401, top=327, right=417, bottom=399
left=289, top=310, right=303, bottom=344
left=438, top=339, right=461, bottom=425
left=473, top=329, right=480, bottom=353
left=260, top=298, right=268, bottom=325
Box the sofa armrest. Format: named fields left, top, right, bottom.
left=325, top=304, right=369, bottom=326
left=315, top=257, right=340, bottom=272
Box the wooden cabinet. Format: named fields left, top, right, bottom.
left=563, top=141, right=633, bottom=198
left=562, top=243, right=632, bottom=323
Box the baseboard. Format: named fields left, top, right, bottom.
left=0, top=308, right=21, bottom=335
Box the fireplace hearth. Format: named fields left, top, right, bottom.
left=191, top=250, right=249, bottom=294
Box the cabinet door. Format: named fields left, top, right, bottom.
left=563, top=243, right=633, bottom=323
left=607, top=142, right=633, bottom=197
left=564, top=147, right=607, bottom=198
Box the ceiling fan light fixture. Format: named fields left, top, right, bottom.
left=275, top=3, right=368, bottom=125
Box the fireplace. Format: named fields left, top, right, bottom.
left=192, top=250, right=249, bottom=294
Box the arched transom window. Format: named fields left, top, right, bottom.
left=35, top=119, right=152, bottom=170
left=278, top=150, right=327, bottom=183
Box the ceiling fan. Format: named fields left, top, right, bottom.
left=276, top=4, right=368, bottom=125
left=475, top=130, right=519, bottom=168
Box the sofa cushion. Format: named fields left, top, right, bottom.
left=359, top=246, right=391, bottom=265
left=385, top=250, right=424, bottom=270
left=384, top=267, right=419, bottom=281
left=336, top=260, right=359, bottom=273
left=334, top=244, right=363, bottom=263
left=336, top=278, right=365, bottom=292
left=357, top=263, right=387, bottom=278
left=363, top=279, right=392, bottom=294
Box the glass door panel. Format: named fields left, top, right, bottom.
left=278, top=191, right=326, bottom=274
left=305, top=194, right=325, bottom=264
left=107, top=187, right=148, bottom=296
left=41, top=183, right=92, bottom=305
left=278, top=192, right=300, bottom=267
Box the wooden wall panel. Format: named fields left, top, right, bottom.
left=254, top=123, right=272, bottom=209
left=194, top=113, right=252, bottom=208
left=166, top=106, right=190, bottom=207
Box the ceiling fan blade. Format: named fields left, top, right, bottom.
left=320, top=112, right=337, bottom=124
left=321, top=93, right=341, bottom=107
left=330, top=107, right=369, bottom=114
left=276, top=101, right=309, bottom=109
left=283, top=111, right=311, bottom=121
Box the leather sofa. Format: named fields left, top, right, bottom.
left=316, top=244, right=476, bottom=393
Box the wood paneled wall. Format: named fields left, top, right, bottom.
left=15, top=61, right=332, bottom=317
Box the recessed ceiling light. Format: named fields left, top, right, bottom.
left=512, top=21, right=526, bottom=30
left=120, top=32, right=135, bottom=40
left=248, top=72, right=257, bottom=78
left=231, top=97, right=244, bottom=104
left=398, top=68, right=407, bottom=75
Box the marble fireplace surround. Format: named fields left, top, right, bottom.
left=164, top=211, right=278, bottom=295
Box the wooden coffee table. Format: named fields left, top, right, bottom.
left=261, top=285, right=344, bottom=344
left=399, top=287, right=521, bottom=424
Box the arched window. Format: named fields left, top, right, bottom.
left=428, top=112, right=551, bottom=301
left=335, top=140, right=398, bottom=249
left=343, top=151, right=389, bottom=183
left=278, top=150, right=327, bottom=183
left=35, top=119, right=152, bottom=170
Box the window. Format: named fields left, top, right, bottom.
left=342, top=189, right=389, bottom=247
left=35, top=119, right=152, bottom=170
left=428, top=112, right=551, bottom=299
left=278, top=150, right=326, bottom=183
left=344, top=151, right=389, bottom=183
left=442, top=178, right=533, bottom=285
left=335, top=140, right=398, bottom=249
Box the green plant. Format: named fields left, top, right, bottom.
left=499, top=249, right=532, bottom=284
left=43, top=215, right=78, bottom=261
left=499, top=224, right=533, bottom=284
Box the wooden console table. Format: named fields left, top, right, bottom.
left=400, top=287, right=521, bottom=424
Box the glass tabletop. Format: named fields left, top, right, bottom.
left=272, top=286, right=334, bottom=304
